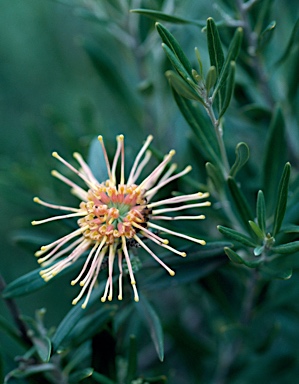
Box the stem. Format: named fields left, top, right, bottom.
left=0, top=274, right=33, bottom=347
left=203, top=89, right=230, bottom=176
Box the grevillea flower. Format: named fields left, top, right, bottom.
left=32, top=135, right=210, bottom=307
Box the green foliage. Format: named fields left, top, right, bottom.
left=2, top=1, right=299, bottom=383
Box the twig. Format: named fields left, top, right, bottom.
left=0, top=274, right=33, bottom=347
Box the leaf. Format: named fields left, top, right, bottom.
left=4, top=363, right=56, bottom=381
left=218, top=61, right=235, bottom=118
left=257, top=190, right=266, bottom=234
left=260, top=265, right=292, bottom=280
left=162, top=44, right=194, bottom=85
left=229, top=142, right=250, bottom=178
left=258, top=20, right=276, bottom=49
left=262, top=106, right=287, bottom=213
left=272, top=241, right=299, bottom=255
left=206, top=18, right=225, bottom=76
left=206, top=17, right=225, bottom=111
left=212, top=27, right=243, bottom=100
left=275, top=18, right=299, bottom=67
left=218, top=226, right=257, bottom=247
left=224, top=247, right=262, bottom=268
left=272, top=162, right=291, bottom=237
left=280, top=225, right=299, bottom=234
left=172, top=90, right=221, bottom=164
left=88, top=136, right=109, bottom=182
left=205, top=162, right=224, bottom=193
left=136, top=294, right=164, bottom=361
left=91, top=371, right=116, bottom=384
left=69, top=368, right=94, bottom=383
left=130, top=9, right=204, bottom=27
left=227, top=176, right=255, bottom=233
left=249, top=221, right=265, bottom=240
left=126, top=335, right=137, bottom=383
left=156, top=22, right=193, bottom=78
left=2, top=260, right=84, bottom=299
left=66, top=305, right=117, bottom=347
left=32, top=336, right=51, bottom=363
left=51, top=281, right=105, bottom=352
left=165, top=70, right=201, bottom=101
left=141, top=242, right=230, bottom=289
left=205, top=66, right=217, bottom=94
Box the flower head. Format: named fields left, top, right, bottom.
left=32, top=135, right=210, bottom=307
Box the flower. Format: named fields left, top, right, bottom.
left=32, top=135, right=210, bottom=307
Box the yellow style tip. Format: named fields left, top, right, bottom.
left=52, top=151, right=59, bottom=158
left=169, top=270, right=175, bottom=276
left=101, top=297, right=106, bottom=303
left=70, top=281, right=76, bottom=286
left=181, top=252, right=187, bottom=257
left=169, top=149, right=176, bottom=156
left=118, top=295, right=123, bottom=301
left=98, top=135, right=103, bottom=142
left=117, top=134, right=124, bottom=140
left=31, top=221, right=37, bottom=226
left=134, top=296, right=139, bottom=302
left=108, top=295, right=113, bottom=301
left=33, top=197, right=40, bottom=203
left=185, top=165, right=192, bottom=172
left=81, top=303, right=87, bottom=309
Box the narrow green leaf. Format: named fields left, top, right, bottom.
left=272, top=162, right=291, bottom=236
left=69, top=368, right=94, bottom=383
left=205, top=66, right=217, bottom=94
left=249, top=221, right=265, bottom=239
left=227, top=176, right=255, bottom=233
left=66, top=305, right=116, bottom=347
left=258, top=21, right=276, bottom=49
left=272, top=241, right=299, bottom=255
left=218, top=61, right=235, bottom=118
left=92, top=371, right=116, bottom=384
left=206, top=17, right=225, bottom=76
left=224, top=247, right=243, bottom=264
left=137, top=294, right=164, bottom=362
left=224, top=247, right=261, bottom=267
left=218, top=225, right=257, bottom=247
left=130, top=9, right=204, bottom=27
left=172, top=90, right=221, bottom=163
left=126, top=335, right=137, bottom=383
left=51, top=282, right=105, bottom=352
left=32, top=336, right=51, bottom=363
left=262, top=106, right=287, bottom=213
left=229, top=142, right=250, bottom=178
left=260, top=265, right=292, bottom=280
left=2, top=260, right=84, bottom=299
left=212, top=27, right=243, bottom=99
left=162, top=44, right=194, bottom=84
left=2, top=268, right=46, bottom=298
left=257, top=190, right=266, bottom=234
left=275, top=18, right=299, bottom=67
left=165, top=70, right=201, bottom=101
left=280, top=225, right=299, bottom=234
left=195, top=47, right=203, bottom=77
left=205, top=162, right=224, bottom=193
left=156, top=22, right=193, bottom=77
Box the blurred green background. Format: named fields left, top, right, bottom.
left=1, top=0, right=299, bottom=382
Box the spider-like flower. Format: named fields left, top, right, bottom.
left=32, top=135, right=210, bottom=307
